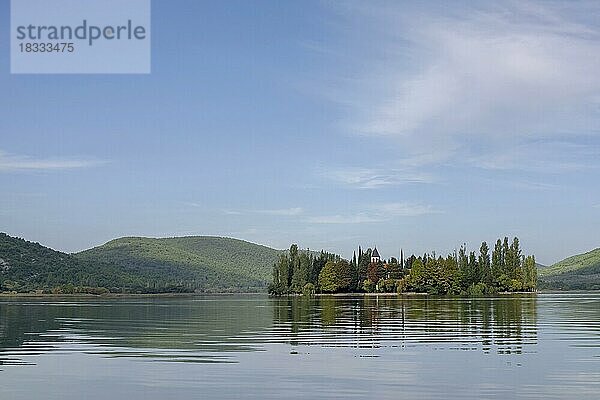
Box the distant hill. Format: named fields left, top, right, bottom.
left=538, top=248, right=600, bottom=290
left=76, top=236, right=282, bottom=292
left=0, top=233, right=283, bottom=293
left=0, top=233, right=139, bottom=293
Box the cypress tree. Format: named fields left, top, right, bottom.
left=479, top=241, right=492, bottom=286
left=492, top=239, right=503, bottom=283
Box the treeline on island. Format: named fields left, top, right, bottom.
left=269, top=237, right=537, bottom=296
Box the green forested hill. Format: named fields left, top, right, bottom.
left=5, top=230, right=598, bottom=293
left=0, top=233, right=282, bottom=293
left=0, top=233, right=140, bottom=293
left=76, top=236, right=281, bottom=292
left=538, top=248, right=600, bottom=290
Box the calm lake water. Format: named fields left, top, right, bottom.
left=0, top=293, right=599, bottom=399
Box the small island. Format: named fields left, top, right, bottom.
left=269, top=236, right=537, bottom=296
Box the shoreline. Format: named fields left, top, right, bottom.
left=291, top=291, right=539, bottom=298
left=0, top=292, right=267, bottom=299
left=0, top=290, right=566, bottom=299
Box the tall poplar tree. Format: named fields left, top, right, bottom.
left=492, top=239, right=503, bottom=283
left=479, top=241, right=492, bottom=286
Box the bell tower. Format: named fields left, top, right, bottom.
left=371, top=247, right=380, bottom=263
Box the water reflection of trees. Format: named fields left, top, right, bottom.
left=0, top=294, right=547, bottom=366
left=272, top=295, right=538, bottom=354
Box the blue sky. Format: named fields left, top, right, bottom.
left=1, top=0, right=599, bottom=264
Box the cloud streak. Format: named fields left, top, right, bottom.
left=0, top=150, right=105, bottom=172
left=307, top=202, right=439, bottom=224
left=306, top=213, right=384, bottom=224
left=470, top=140, right=600, bottom=173
left=223, top=207, right=304, bottom=216
left=322, top=167, right=434, bottom=189
left=220, top=202, right=437, bottom=225
left=257, top=207, right=304, bottom=216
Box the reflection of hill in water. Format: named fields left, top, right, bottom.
left=272, top=295, right=539, bottom=354
left=5, top=294, right=598, bottom=367
left=0, top=296, right=274, bottom=365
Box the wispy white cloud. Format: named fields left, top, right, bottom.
left=222, top=202, right=436, bottom=225
left=322, top=166, right=434, bottom=189
left=306, top=213, right=384, bottom=224
left=182, top=201, right=204, bottom=208
left=222, top=210, right=243, bottom=215
left=373, top=202, right=438, bottom=217
left=307, top=202, right=438, bottom=224
left=223, top=207, right=304, bottom=216
left=326, top=1, right=600, bottom=169
left=470, top=140, right=600, bottom=173
left=257, top=207, right=304, bottom=216
left=0, top=150, right=105, bottom=172
left=505, top=180, right=560, bottom=191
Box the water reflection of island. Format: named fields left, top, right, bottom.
left=272, top=295, right=538, bottom=354
left=7, top=294, right=593, bottom=368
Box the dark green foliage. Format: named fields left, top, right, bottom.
left=522, top=255, right=537, bottom=291
left=467, top=282, right=488, bottom=296
left=392, top=237, right=532, bottom=295
left=458, top=245, right=468, bottom=284
left=268, top=245, right=339, bottom=295
left=479, top=242, right=492, bottom=287
left=356, top=248, right=370, bottom=291
left=76, top=236, right=282, bottom=293
left=467, top=251, right=479, bottom=286
left=318, top=262, right=339, bottom=293
left=377, top=278, right=398, bottom=293
left=317, top=260, right=355, bottom=293
left=302, top=282, right=315, bottom=296
left=362, top=279, right=376, bottom=293
left=503, top=237, right=510, bottom=269
left=406, top=255, right=461, bottom=295
left=1, top=233, right=281, bottom=294
left=491, top=239, right=503, bottom=282
left=405, top=255, right=417, bottom=270
left=506, top=237, right=522, bottom=280
left=385, top=261, right=403, bottom=279
left=0, top=233, right=129, bottom=293
left=538, top=248, right=600, bottom=290
left=270, top=237, right=536, bottom=296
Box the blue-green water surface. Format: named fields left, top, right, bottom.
left=0, top=293, right=598, bottom=399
